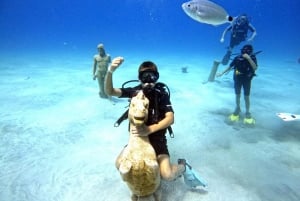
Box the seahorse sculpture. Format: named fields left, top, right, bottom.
left=116, top=90, right=161, bottom=201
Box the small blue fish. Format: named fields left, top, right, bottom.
left=182, top=0, right=233, bottom=26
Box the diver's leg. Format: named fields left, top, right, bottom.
left=157, top=154, right=185, bottom=181
left=221, top=37, right=235, bottom=65
left=244, top=79, right=252, bottom=117
left=229, top=36, right=236, bottom=50
left=244, top=95, right=250, bottom=116
left=234, top=78, right=242, bottom=115
left=221, top=49, right=232, bottom=65
left=234, top=94, right=241, bottom=115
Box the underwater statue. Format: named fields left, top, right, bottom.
left=116, top=91, right=161, bottom=201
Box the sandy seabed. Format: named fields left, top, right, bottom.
left=0, top=55, right=299, bottom=201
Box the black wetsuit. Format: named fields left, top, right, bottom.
left=120, top=84, right=173, bottom=156
left=229, top=22, right=256, bottom=49
left=230, top=54, right=257, bottom=96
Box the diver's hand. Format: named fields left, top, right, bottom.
left=93, top=75, right=96, bottom=80
left=109, top=57, right=124, bottom=72
left=242, top=53, right=251, bottom=60
left=131, top=125, right=150, bottom=137
left=220, top=38, right=224, bottom=43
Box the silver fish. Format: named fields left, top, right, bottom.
left=182, top=0, right=233, bottom=26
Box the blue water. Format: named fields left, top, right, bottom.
left=1, top=1, right=300, bottom=201
left=1, top=0, right=299, bottom=59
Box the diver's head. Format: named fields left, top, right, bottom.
left=241, top=44, right=253, bottom=55
left=138, top=61, right=159, bottom=84
left=236, top=14, right=248, bottom=25
left=138, top=61, right=159, bottom=93
left=97, top=43, right=106, bottom=56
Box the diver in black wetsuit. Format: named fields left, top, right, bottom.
left=105, top=57, right=207, bottom=191
left=217, top=44, right=258, bottom=123
left=220, top=14, right=257, bottom=65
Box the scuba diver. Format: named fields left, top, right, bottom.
left=217, top=44, right=258, bottom=125
left=105, top=57, right=207, bottom=191
left=220, top=14, right=257, bottom=65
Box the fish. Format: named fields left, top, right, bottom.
left=182, top=0, right=233, bottom=26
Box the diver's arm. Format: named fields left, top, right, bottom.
left=104, top=57, right=124, bottom=97
left=247, top=24, right=257, bottom=42
left=220, top=25, right=231, bottom=43
left=216, top=65, right=233, bottom=77
left=149, top=111, right=174, bottom=134
left=243, top=54, right=257, bottom=71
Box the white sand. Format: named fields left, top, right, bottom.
left=0, top=55, right=299, bottom=201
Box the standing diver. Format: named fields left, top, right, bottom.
left=217, top=44, right=258, bottom=125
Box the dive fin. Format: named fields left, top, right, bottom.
left=183, top=163, right=207, bottom=188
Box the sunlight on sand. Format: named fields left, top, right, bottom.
left=0, top=55, right=299, bottom=201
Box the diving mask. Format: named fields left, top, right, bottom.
left=139, top=70, right=159, bottom=84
